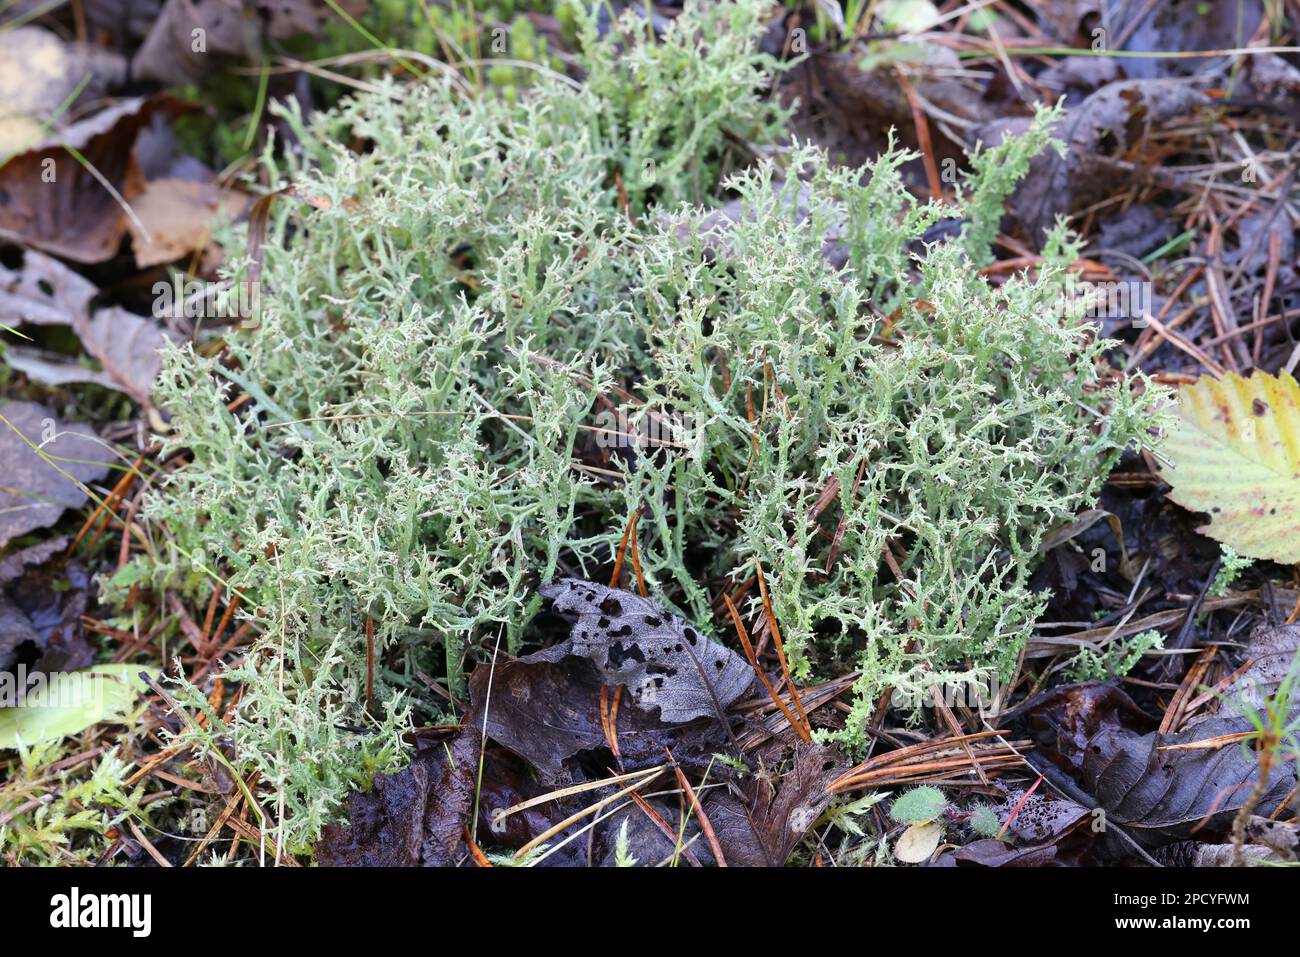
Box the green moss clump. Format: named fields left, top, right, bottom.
left=139, top=0, right=1158, bottom=853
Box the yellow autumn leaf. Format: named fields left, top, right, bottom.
left=1159, top=370, right=1300, bottom=563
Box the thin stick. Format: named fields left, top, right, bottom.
left=629, top=522, right=648, bottom=598
left=753, top=558, right=813, bottom=737
left=723, top=594, right=809, bottom=742
left=609, top=508, right=640, bottom=589
left=668, top=754, right=726, bottom=867
left=996, top=774, right=1043, bottom=840
left=364, top=615, right=375, bottom=717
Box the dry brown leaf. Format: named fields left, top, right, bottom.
left=127, top=177, right=247, bottom=268
left=0, top=96, right=189, bottom=264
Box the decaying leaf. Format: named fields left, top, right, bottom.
left=0, top=536, right=68, bottom=587
left=0, top=595, right=41, bottom=678
left=1, top=249, right=173, bottom=405
left=1114, top=0, right=1263, bottom=80
left=704, top=741, right=846, bottom=866
left=1189, top=623, right=1300, bottom=726
left=0, top=664, right=155, bottom=749
left=0, top=247, right=98, bottom=327
left=6, top=306, right=174, bottom=406
left=537, top=579, right=757, bottom=725
left=316, top=720, right=481, bottom=867
left=1027, top=681, right=1294, bottom=840
left=977, top=80, right=1209, bottom=244
left=949, top=838, right=1062, bottom=867
left=895, top=819, right=943, bottom=863
left=1159, top=370, right=1300, bottom=563
left=0, top=401, right=114, bottom=549
left=126, top=176, right=247, bottom=268
left=0, top=27, right=127, bottom=156
left=0, top=543, right=94, bottom=676
left=1156, top=817, right=1299, bottom=866
left=995, top=788, right=1090, bottom=846
left=467, top=655, right=727, bottom=784
left=0, top=96, right=189, bottom=263
left=133, top=0, right=369, bottom=85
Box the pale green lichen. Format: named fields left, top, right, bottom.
left=131, top=0, right=1159, bottom=853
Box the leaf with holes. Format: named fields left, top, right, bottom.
left=1159, top=370, right=1300, bottom=563
left=537, top=579, right=756, bottom=725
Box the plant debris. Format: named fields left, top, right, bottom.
left=0, top=401, right=114, bottom=548
left=535, top=579, right=758, bottom=725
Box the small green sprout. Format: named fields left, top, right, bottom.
left=1209, top=545, right=1255, bottom=597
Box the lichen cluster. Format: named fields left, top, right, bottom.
left=135, top=0, right=1157, bottom=852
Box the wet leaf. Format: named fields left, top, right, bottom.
left=0, top=536, right=68, bottom=587
left=979, top=81, right=1210, bottom=244
left=950, top=838, right=1060, bottom=867
left=316, top=721, right=481, bottom=867
left=705, top=741, right=846, bottom=866
left=1027, top=682, right=1294, bottom=839
left=1193, top=623, right=1300, bottom=726
left=1115, top=0, right=1262, bottom=80
left=1, top=550, right=93, bottom=676
left=315, top=758, right=430, bottom=867
left=133, top=0, right=369, bottom=85
left=0, top=400, right=114, bottom=549
left=996, top=788, right=1090, bottom=846
left=467, top=655, right=725, bottom=784
left=1160, top=370, right=1300, bottom=563
left=0, top=595, right=40, bottom=678
left=537, top=579, right=756, bottom=725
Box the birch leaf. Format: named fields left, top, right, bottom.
left=1159, top=370, right=1300, bottom=563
